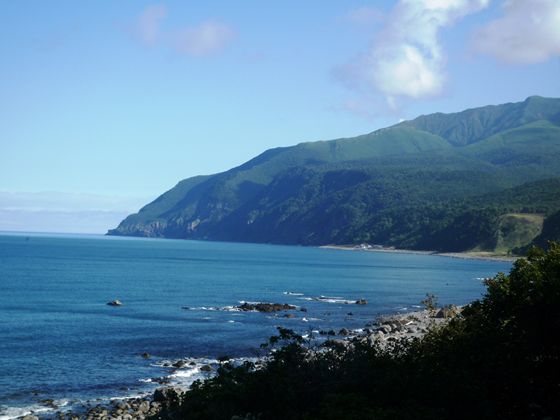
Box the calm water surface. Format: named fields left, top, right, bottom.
left=0, top=233, right=511, bottom=417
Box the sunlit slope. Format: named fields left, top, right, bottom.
left=109, top=96, right=560, bottom=253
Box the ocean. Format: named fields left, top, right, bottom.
left=0, top=233, right=511, bottom=418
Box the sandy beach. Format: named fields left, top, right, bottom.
left=320, top=244, right=518, bottom=263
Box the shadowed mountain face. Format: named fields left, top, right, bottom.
left=108, top=96, right=560, bottom=252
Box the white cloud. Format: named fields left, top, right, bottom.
left=337, top=0, right=489, bottom=105
left=134, top=4, right=167, bottom=46
left=172, top=20, right=235, bottom=56
left=130, top=5, right=235, bottom=57
left=472, top=0, right=560, bottom=64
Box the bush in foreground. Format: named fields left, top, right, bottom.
left=156, top=242, right=560, bottom=420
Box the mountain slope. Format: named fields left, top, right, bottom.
left=109, top=96, right=560, bottom=252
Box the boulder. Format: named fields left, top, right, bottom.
left=115, top=401, right=129, bottom=410
left=237, top=302, right=296, bottom=312
left=338, top=328, right=351, bottom=336
left=172, top=360, right=187, bottom=368
left=40, top=398, right=58, bottom=408
left=138, top=401, right=150, bottom=413
left=379, top=324, right=392, bottom=334
left=367, top=332, right=384, bottom=345
left=200, top=364, right=213, bottom=372
left=141, top=352, right=151, bottom=359
left=153, top=387, right=184, bottom=403
left=322, top=339, right=350, bottom=349
left=435, top=304, right=460, bottom=319
left=355, top=299, right=367, bottom=305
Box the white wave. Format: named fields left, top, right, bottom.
left=316, top=297, right=355, bottom=304
left=0, top=403, right=52, bottom=420
left=298, top=295, right=357, bottom=304
left=170, top=367, right=201, bottom=379
left=108, top=391, right=151, bottom=401
left=185, top=305, right=242, bottom=312
left=283, top=291, right=304, bottom=296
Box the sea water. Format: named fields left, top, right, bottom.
left=0, top=233, right=511, bottom=417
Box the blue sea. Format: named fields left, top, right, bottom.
left=0, top=233, right=511, bottom=418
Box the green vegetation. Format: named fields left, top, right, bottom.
left=492, top=213, right=544, bottom=253
left=109, top=96, right=560, bottom=253
left=516, top=210, right=560, bottom=254
left=155, top=242, right=560, bottom=420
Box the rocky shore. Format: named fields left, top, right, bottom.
left=16, top=305, right=459, bottom=420
left=321, top=305, right=460, bottom=350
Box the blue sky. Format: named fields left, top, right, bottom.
left=1, top=0, right=559, bottom=232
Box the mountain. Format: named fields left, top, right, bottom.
left=108, top=96, right=560, bottom=253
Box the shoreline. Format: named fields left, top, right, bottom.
left=10, top=305, right=455, bottom=420
left=320, top=244, right=519, bottom=263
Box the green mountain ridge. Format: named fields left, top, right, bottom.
left=108, top=96, right=560, bottom=253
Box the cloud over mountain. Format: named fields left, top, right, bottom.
left=472, top=0, right=560, bottom=64
left=337, top=0, right=489, bottom=109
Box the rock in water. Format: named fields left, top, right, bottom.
left=200, top=364, right=213, bottom=372
left=107, top=299, right=122, bottom=306
left=355, top=299, right=367, bottom=305
left=237, top=302, right=296, bottom=312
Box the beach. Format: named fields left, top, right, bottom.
left=320, top=244, right=519, bottom=263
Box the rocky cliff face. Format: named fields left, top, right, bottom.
left=108, top=97, right=560, bottom=252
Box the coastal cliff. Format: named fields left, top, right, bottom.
left=109, top=96, right=560, bottom=253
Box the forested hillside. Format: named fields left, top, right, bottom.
left=108, top=96, right=560, bottom=253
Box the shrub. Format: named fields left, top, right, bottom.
left=156, top=242, right=560, bottom=420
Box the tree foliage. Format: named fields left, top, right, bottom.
left=155, top=242, right=560, bottom=420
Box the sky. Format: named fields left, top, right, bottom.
left=1, top=0, right=559, bottom=233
